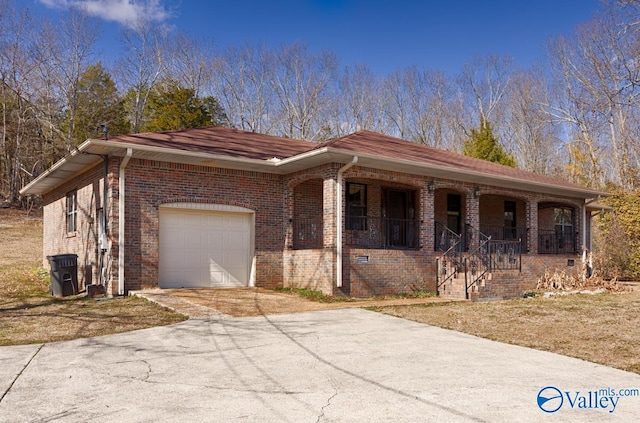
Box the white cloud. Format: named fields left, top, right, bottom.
left=38, top=0, right=172, bottom=28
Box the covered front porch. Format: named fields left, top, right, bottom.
left=283, top=164, right=590, bottom=298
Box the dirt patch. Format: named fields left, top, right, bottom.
left=155, top=287, right=457, bottom=317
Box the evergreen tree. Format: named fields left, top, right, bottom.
left=141, top=80, right=227, bottom=132
left=63, top=63, right=129, bottom=143
left=463, top=119, right=516, bottom=167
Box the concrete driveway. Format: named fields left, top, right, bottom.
left=1, top=308, right=640, bottom=422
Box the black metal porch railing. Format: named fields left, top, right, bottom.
left=463, top=237, right=522, bottom=299
left=538, top=230, right=578, bottom=254
left=463, top=231, right=491, bottom=299
left=435, top=221, right=464, bottom=295
left=346, top=216, right=419, bottom=249
left=292, top=217, right=323, bottom=249
left=435, top=221, right=464, bottom=253
left=487, top=239, right=522, bottom=271
left=480, top=225, right=528, bottom=250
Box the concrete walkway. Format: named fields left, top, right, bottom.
left=1, top=308, right=640, bottom=422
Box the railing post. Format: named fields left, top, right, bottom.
left=488, top=241, right=493, bottom=272
left=518, top=238, right=522, bottom=272
left=464, top=257, right=469, bottom=300
left=436, top=257, right=440, bottom=296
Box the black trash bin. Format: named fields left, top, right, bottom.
left=47, top=254, right=78, bottom=297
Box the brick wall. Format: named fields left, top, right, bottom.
left=42, top=162, right=107, bottom=292
left=470, top=254, right=585, bottom=300
left=344, top=248, right=436, bottom=297
left=479, top=195, right=526, bottom=228
left=121, top=158, right=286, bottom=292
left=39, top=156, right=591, bottom=299
left=283, top=248, right=335, bottom=294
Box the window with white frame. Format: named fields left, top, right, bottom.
left=554, top=207, right=573, bottom=248
left=66, top=191, right=77, bottom=233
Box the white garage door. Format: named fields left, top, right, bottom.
left=159, top=207, right=252, bottom=288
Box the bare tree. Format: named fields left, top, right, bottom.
left=504, top=69, right=560, bottom=175
left=329, top=64, right=385, bottom=136
left=32, top=9, right=100, bottom=150
left=0, top=1, right=39, bottom=201
left=170, top=32, right=216, bottom=99
left=214, top=44, right=276, bottom=134
left=269, top=43, right=337, bottom=140
left=405, top=68, right=455, bottom=149
left=546, top=35, right=606, bottom=187
left=546, top=1, right=640, bottom=189
left=381, top=68, right=411, bottom=139
left=117, top=20, right=172, bottom=133
left=456, top=54, right=513, bottom=136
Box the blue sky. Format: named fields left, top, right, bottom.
left=33, top=0, right=602, bottom=76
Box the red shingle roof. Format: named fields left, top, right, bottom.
left=316, top=130, right=591, bottom=192
left=22, top=126, right=602, bottom=197
left=102, top=126, right=314, bottom=161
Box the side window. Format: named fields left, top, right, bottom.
left=66, top=190, right=77, bottom=233
left=554, top=208, right=573, bottom=235
left=554, top=207, right=573, bottom=249
left=346, top=183, right=367, bottom=230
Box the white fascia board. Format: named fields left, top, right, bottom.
left=276, top=147, right=607, bottom=199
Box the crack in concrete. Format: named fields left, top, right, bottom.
left=316, top=389, right=338, bottom=423
left=0, top=344, right=44, bottom=404
left=141, top=359, right=151, bottom=382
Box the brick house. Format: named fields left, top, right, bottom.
left=20, top=127, right=607, bottom=299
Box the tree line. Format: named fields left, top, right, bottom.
left=2, top=0, right=640, bottom=203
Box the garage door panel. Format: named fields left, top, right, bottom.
left=163, top=228, right=185, bottom=247
left=159, top=209, right=251, bottom=289
left=206, top=213, right=225, bottom=227
left=227, top=214, right=248, bottom=228
left=226, top=252, right=246, bottom=267
left=206, top=230, right=228, bottom=246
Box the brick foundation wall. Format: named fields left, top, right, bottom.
left=472, top=253, right=584, bottom=300
left=344, top=248, right=436, bottom=297
left=283, top=248, right=335, bottom=294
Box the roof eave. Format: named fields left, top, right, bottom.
left=20, top=139, right=285, bottom=196
left=21, top=139, right=607, bottom=200
left=277, top=147, right=607, bottom=199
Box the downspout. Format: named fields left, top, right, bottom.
left=118, top=148, right=133, bottom=296
left=582, top=197, right=601, bottom=279
left=99, top=155, right=108, bottom=287
left=336, top=156, right=358, bottom=288
left=583, top=197, right=601, bottom=253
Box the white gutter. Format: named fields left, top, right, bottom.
left=583, top=197, right=602, bottom=253
left=118, top=148, right=133, bottom=296
left=336, top=156, right=358, bottom=288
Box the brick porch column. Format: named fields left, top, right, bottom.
left=420, top=182, right=435, bottom=250
left=284, top=184, right=294, bottom=249
left=526, top=200, right=538, bottom=253
left=466, top=189, right=480, bottom=249
left=322, top=176, right=337, bottom=249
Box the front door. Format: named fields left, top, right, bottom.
left=447, top=194, right=461, bottom=234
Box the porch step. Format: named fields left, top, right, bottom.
left=438, top=276, right=467, bottom=300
